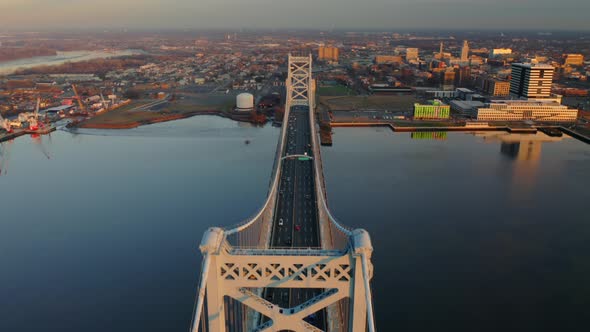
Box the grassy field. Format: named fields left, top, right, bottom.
left=168, top=93, right=235, bottom=112
left=317, top=85, right=356, bottom=96
left=80, top=94, right=235, bottom=128
left=320, top=95, right=417, bottom=111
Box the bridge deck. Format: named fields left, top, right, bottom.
left=263, top=106, right=326, bottom=329
left=192, top=55, right=375, bottom=332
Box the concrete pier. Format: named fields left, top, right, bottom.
left=0, top=126, right=56, bottom=143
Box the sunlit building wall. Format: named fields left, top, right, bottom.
left=406, top=48, right=419, bottom=61
left=563, top=53, right=584, bottom=66
left=476, top=100, right=578, bottom=122
left=318, top=46, right=339, bottom=62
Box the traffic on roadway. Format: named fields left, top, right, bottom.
left=262, top=105, right=325, bottom=329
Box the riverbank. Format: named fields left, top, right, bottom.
left=77, top=110, right=229, bottom=129
left=73, top=93, right=270, bottom=129
left=76, top=109, right=256, bottom=129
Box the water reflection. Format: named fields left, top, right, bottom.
left=475, top=131, right=569, bottom=202
left=410, top=132, right=448, bottom=140
left=0, top=116, right=280, bottom=332
left=475, top=132, right=566, bottom=159
left=322, top=128, right=590, bottom=331
left=0, top=140, right=12, bottom=175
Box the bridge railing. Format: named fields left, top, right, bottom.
left=310, top=83, right=378, bottom=332
left=223, top=90, right=293, bottom=250
left=308, top=94, right=353, bottom=251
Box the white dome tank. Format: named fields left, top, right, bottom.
left=236, top=93, right=254, bottom=111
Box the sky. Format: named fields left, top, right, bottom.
left=1, top=0, right=589, bottom=31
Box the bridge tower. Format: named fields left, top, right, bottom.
left=286, top=54, right=315, bottom=108
left=191, top=54, right=376, bottom=332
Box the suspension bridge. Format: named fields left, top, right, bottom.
left=191, top=54, right=376, bottom=332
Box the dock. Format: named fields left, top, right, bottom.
left=0, top=126, right=57, bottom=143
left=559, top=127, right=590, bottom=143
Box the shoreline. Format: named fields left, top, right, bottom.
left=328, top=122, right=590, bottom=144
left=74, top=110, right=254, bottom=129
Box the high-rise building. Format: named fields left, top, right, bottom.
left=318, top=46, right=339, bottom=62
left=510, top=63, right=554, bottom=99
left=439, top=42, right=444, bottom=59
left=455, top=66, right=472, bottom=87
left=563, top=54, right=584, bottom=66
left=461, top=40, right=469, bottom=62
left=406, top=48, right=419, bottom=61
left=442, top=69, right=456, bottom=86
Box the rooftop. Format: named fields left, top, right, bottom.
left=512, top=63, right=554, bottom=69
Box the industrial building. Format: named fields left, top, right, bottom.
left=236, top=93, right=254, bottom=111
left=475, top=100, right=578, bottom=122
left=563, top=54, right=584, bottom=66
left=510, top=63, right=554, bottom=99
left=489, top=48, right=512, bottom=58
left=318, top=46, right=339, bottom=62
left=414, top=100, right=450, bottom=119
left=456, top=88, right=486, bottom=102
left=375, top=55, right=403, bottom=64
left=450, top=100, right=485, bottom=117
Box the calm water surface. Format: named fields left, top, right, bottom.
left=0, top=116, right=279, bottom=331
left=322, top=128, right=590, bottom=332
left=1, top=119, right=589, bottom=332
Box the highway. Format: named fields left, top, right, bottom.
left=263, top=105, right=325, bottom=329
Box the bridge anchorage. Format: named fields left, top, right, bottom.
left=191, top=54, right=376, bottom=332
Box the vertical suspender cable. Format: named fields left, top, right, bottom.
left=191, top=254, right=211, bottom=332
left=361, top=253, right=376, bottom=332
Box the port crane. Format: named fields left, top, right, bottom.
left=71, top=84, right=88, bottom=115
left=100, top=92, right=109, bottom=111
left=28, top=97, right=41, bottom=131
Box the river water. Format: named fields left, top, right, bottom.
left=1, top=118, right=589, bottom=331
left=322, top=127, right=590, bottom=332
left=0, top=49, right=143, bottom=75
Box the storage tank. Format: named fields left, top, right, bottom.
left=236, top=93, right=254, bottom=111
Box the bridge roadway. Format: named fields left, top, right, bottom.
left=262, top=105, right=326, bottom=330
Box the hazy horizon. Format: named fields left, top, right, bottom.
left=2, top=0, right=589, bottom=31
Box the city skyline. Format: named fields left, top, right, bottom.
left=2, top=0, right=590, bottom=31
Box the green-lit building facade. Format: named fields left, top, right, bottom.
left=413, top=100, right=450, bottom=119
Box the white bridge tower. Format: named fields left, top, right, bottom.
left=190, top=54, right=376, bottom=332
